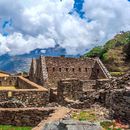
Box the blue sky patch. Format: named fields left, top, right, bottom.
left=74, top=0, right=85, bottom=18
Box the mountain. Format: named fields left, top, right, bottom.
left=0, top=45, right=65, bottom=73
left=84, top=31, right=130, bottom=76
left=2, top=31, right=130, bottom=74
left=0, top=45, right=80, bottom=73
left=0, top=54, right=31, bottom=73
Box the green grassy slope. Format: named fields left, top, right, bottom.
left=84, top=31, right=130, bottom=76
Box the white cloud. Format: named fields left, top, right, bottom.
left=0, top=0, right=130, bottom=55
left=0, top=33, right=56, bottom=55
left=83, top=0, right=130, bottom=42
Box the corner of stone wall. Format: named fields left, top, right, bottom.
left=29, top=59, right=36, bottom=82
left=92, top=57, right=112, bottom=79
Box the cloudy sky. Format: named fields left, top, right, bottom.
left=0, top=0, right=130, bottom=56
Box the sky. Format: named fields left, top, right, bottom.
left=0, top=0, right=130, bottom=56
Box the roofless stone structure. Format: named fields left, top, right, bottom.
left=29, top=56, right=111, bottom=88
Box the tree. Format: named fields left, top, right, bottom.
left=84, top=46, right=105, bottom=58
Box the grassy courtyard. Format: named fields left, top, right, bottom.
left=0, top=125, right=32, bottom=130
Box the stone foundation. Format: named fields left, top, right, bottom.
left=57, top=79, right=108, bottom=109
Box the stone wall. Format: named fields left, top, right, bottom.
left=57, top=79, right=108, bottom=108
left=0, top=108, right=55, bottom=126
left=0, top=76, right=47, bottom=89
left=82, top=80, right=96, bottom=90
left=17, top=76, right=46, bottom=89
left=106, top=89, right=130, bottom=123
left=45, top=57, right=95, bottom=88
left=0, top=89, right=49, bottom=107
left=0, top=76, right=49, bottom=108
left=57, top=79, right=84, bottom=102
left=29, top=56, right=110, bottom=88
left=91, top=58, right=111, bottom=79
left=0, top=76, right=17, bottom=86
left=95, top=79, right=111, bottom=90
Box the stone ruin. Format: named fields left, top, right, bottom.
left=28, top=56, right=130, bottom=124
left=0, top=56, right=129, bottom=128
left=29, top=56, right=111, bottom=88
left=0, top=75, right=53, bottom=126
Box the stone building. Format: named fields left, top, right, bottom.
left=29, top=56, right=111, bottom=88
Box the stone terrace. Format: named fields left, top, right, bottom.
left=0, top=76, right=49, bottom=108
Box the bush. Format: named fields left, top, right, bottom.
left=123, top=42, right=130, bottom=59
left=84, top=46, right=105, bottom=58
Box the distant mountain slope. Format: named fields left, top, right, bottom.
left=2, top=31, right=130, bottom=74
left=84, top=31, right=130, bottom=76
left=0, top=55, right=32, bottom=73
left=0, top=45, right=79, bottom=73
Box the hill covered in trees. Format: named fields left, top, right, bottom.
left=84, top=31, right=130, bottom=76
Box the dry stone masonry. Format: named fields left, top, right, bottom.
left=0, top=76, right=49, bottom=108
left=0, top=108, right=55, bottom=126
left=0, top=56, right=130, bottom=127
left=29, top=56, right=111, bottom=88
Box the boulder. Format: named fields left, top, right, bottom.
left=43, top=120, right=102, bottom=130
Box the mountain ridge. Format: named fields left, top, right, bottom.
left=0, top=46, right=79, bottom=73
left=84, top=31, right=130, bottom=76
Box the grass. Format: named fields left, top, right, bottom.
left=0, top=86, right=16, bottom=90
left=110, top=72, right=125, bottom=77
left=72, top=111, right=97, bottom=121
left=0, top=125, right=32, bottom=130
left=71, top=111, right=127, bottom=130
left=100, top=121, right=122, bottom=130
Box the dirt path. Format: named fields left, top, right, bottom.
left=32, top=107, right=71, bottom=130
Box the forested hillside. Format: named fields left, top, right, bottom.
left=84, top=31, right=130, bottom=76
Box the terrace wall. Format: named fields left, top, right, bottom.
left=0, top=108, right=55, bottom=126
left=0, top=89, right=49, bottom=107
left=0, top=76, right=49, bottom=107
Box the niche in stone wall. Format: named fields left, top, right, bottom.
left=9, top=80, right=12, bottom=85
left=53, top=67, right=55, bottom=72
left=59, top=68, right=61, bottom=72
left=97, top=69, right=99, bottom=73
left=66, top=68, right=69, bottom=72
